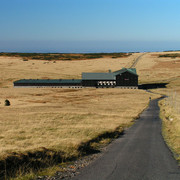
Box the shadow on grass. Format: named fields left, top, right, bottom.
left=0, top=127, right=125, bottom=179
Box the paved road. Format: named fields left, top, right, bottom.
left=71, top=99, right=180, bottom=180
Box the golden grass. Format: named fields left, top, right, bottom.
left=136, top=52, right=180, bottom=84
left=159, top=97, right=180, bottom=163
left=0, top=53, right=160, bottom=178
left=1, top=88, right=157, bottom=179
left=0, top=88, right=155, bottom=158
left=2, top=51, right=180, bottom=178
left=158, top=79, right=180, bottom=164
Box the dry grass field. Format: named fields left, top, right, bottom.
left=1, top=51, right=180, bottom=178
left=136, top=51, right=180, bottom=84
left=0, top=53, right=161, bottom=178
left=0, top=88, right=153, bottom=158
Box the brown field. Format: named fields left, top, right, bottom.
left=0, top=88, right=153, bottom=157
left=1, top=51, right=180, bottom=178
left=2, top=51, right=180, bottom=178
left=0, top=53, right=161, bottom=178
left=136, top=51, right=180, bottom=84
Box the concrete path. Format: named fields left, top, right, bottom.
left=71, top=99, right=180, bottom=180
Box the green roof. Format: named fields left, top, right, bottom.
left=82, top=73, right=115, bottom=80
left=82, top=68, right=138, bottom=80
left=113, top=68, right=138, bottom=76
left=14, top=79, right=82, bottom=84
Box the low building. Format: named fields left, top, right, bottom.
left=13, top=79, right=82, bottom=88
left=82, top=68, right=138, bottom=88
left=13, top=68, right=138, bottom=88
left=82, top=72, right=116, bottom=87
left=113, top=68, right=138, bottom=87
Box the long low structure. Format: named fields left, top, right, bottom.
left=14, top=68, right=138, bottom=88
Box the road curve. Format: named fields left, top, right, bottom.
left=70, top=99, right=180, bottom=180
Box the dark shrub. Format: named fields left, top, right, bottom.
left=5, top=99, right=10, bottom=106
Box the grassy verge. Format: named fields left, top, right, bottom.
left=153, top=78, right=180, bottom=165
left=159, top=98, right=180, bottom=164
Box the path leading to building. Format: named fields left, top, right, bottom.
left=130, top=53, right=148, bottom=68
left=70, top=98, right=180, bottom=180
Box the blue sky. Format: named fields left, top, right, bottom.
left=1, top=0, right=180, bottom=52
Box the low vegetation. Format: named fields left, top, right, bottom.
left=160, top=80, right=180, bottom=164
left=136, top=52, right=180, bottom=84
left=4, top=99, right=10, bottom=106
left=158, top=53, right=180, bottom=58
left=0, top=52, right=132, bottom=61
left=159, top=97, right=180, bottom=164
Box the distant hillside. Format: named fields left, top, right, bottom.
left=0, top=52, right=132, bottom=61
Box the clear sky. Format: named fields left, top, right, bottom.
left=1, top=0, right=180, bottom=53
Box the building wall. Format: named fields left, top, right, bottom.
left=116, top=72, right=138, bottom=86
left=82, top=80, right=98, bottom=87
left=82, top=80, right=116, bottom=87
